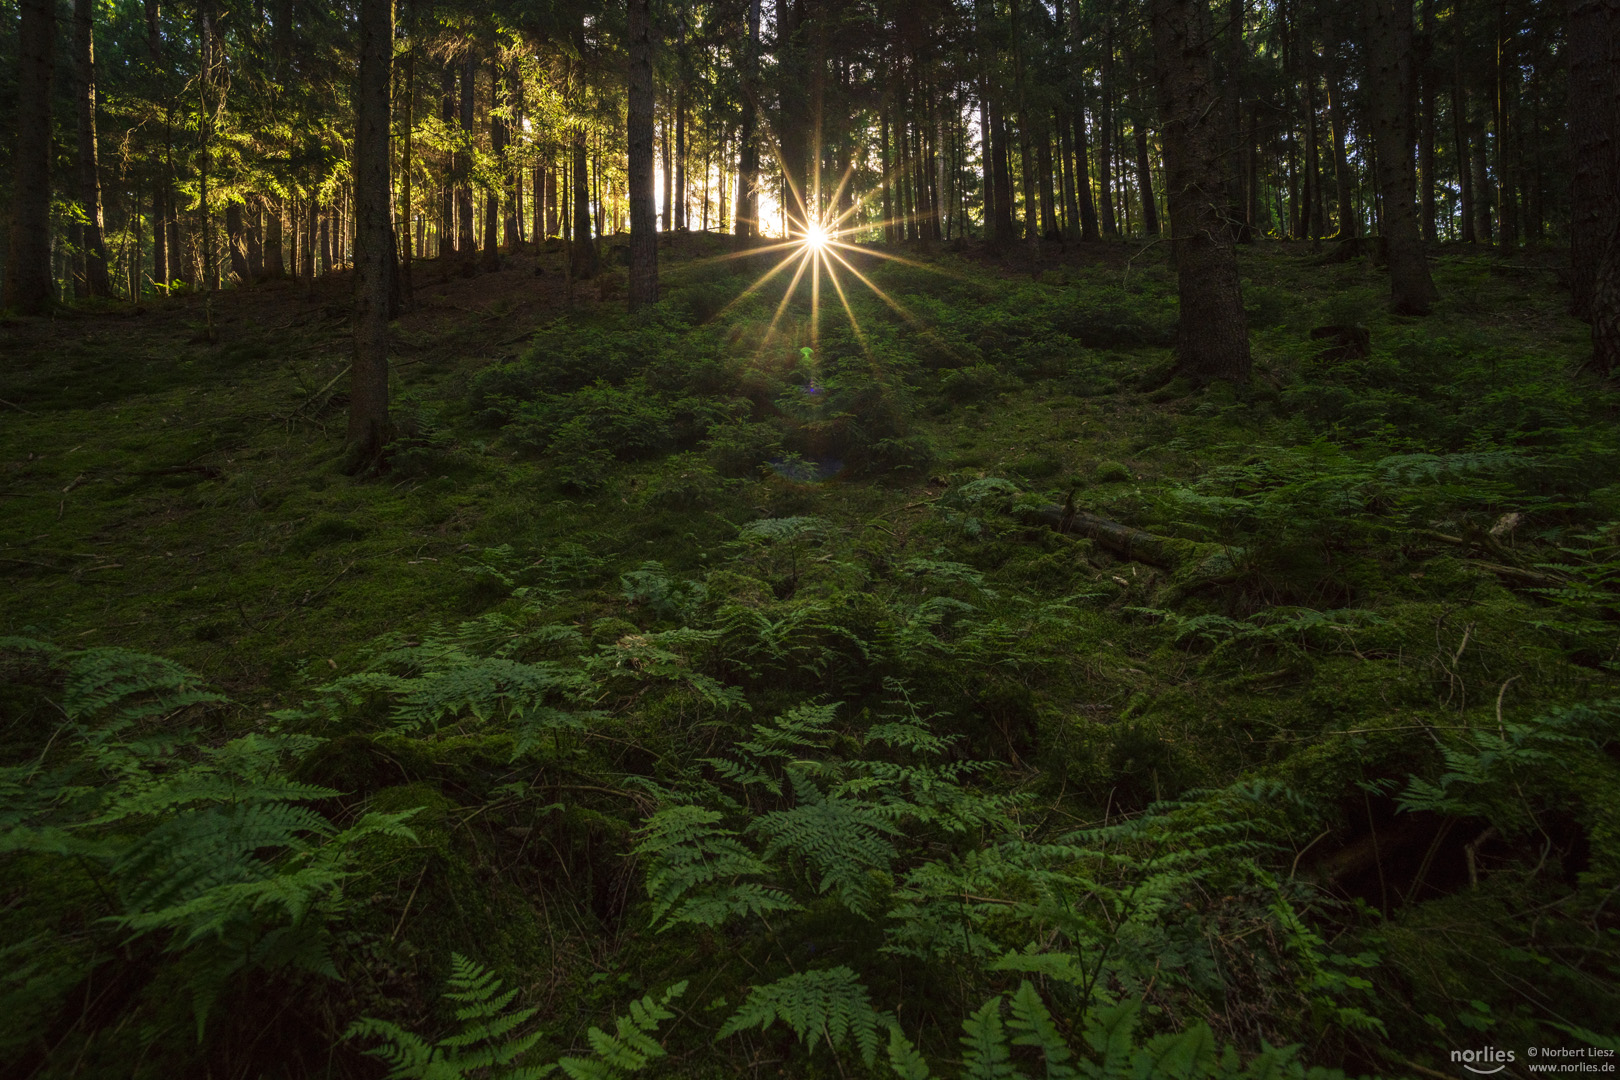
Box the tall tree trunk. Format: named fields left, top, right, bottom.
left=661, top=107, right=674, bottom=232
left=1469, top=110, right=1493, bottom=242
left=1059, top=109, right=1080, bottom=239
left=1364, top=0, right=1438, bottom=313
left=1593, top=217, right=1620, bottom=373
left=1099, top=11, right=1118, bottom=236
left=1151, top=0, right=1251, bottom=382
left=502, top=65, right=521, bottom=248
left=457, top=56, right=477, bottom=270
left=226, top=203, right=250, bottom=282
left=5, top=0, right=55, bottom=314
left=1074, top=109, right=1099, bottom=241
left=776, top=0, right=807, bottom=235
left=735, top=0, right=761, bottom=239
left=482, top=50, right=503, bottom=272
left=1493, top=0, right=1517, bottom=253
left=1568, top=0, right=1620, bottom=320
left=246, top=201, right=263, bottom=280
left=1038, top=122, right=1061, bottom=239
left=571, top=127, right=598, bottom=277
left=153, top=187, right=170, bottom=290
left=350, top=0, right=392, bottom=459
left=675, top=70, right=688, bottom=230
left=628, top=0, right=659, bottom=308
left=74, top=0, right=111, bottom=297
left=1221, top=0, right=1248, bottom=240
left=266, top=197, right=285, bottom=278
left=1132, top=94, right=1160, bottom=235
left=439, top=63, right=455, bottom=256
left=399, top=41, right=415, bottom=304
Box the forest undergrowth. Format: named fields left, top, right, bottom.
left=2, top=236, right=1618, bottom=1078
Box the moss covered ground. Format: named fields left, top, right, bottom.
left=2, top=236, right=1618, bottom=1077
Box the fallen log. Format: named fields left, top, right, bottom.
left=1024, top=502, right=1184, bottom=569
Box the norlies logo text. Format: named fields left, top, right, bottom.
left=1455, top=1048, right=1519, bottom=1075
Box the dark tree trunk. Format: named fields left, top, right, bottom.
left=1494, top=0, right=1517, bottom=253
left=502, top=65, right=521, bottom=248
left=627, top=0, right=659, bottom=309
left=571, top=127, right=598, bottom=277
left=1568, top=0, right=1619, bottom=320
left=350, top=0, right=393, bottom=460
left=439, top=62, right=455, bottom=255
left=1594, top=217, right=1620, bottom=373
left=1132, top=99, right=1160, bottom=235
left=4, top=0, right=55, bottom=314
left=457, top=56, right=477, bottom=269
left=1364, top=0, right=1438, bottom=313
left=776, top=0, right=808, bottom=235
left=153, top=188, right=170, bottom=290
left=74, top=0, right=111, bottom=297
left=482, top=51, right=503, bottom=272
left=1470, top=110, right=1493, bottom=243
left=735, top=0, right=761, bottom=239
left=246, top=201, right=263, bottom=280
left=1099, top=14, right=1118, bottom=236
left=675, top=70, right=688, bottom=230
left=1074, top=109, right=1099, bottom=240
left=1059, top=109, right=1080, bottom=239
left=661, top=109, right=673, bottom=232
left=1151, top=0, right=1251, bottom=382
left=1038, top=122, right=1061, bottom=239
left=1221, top=0, right=1248, bottom=239
left=226, top=202, right=250, bottom=283
left=266, top=196, right=285, bottom=278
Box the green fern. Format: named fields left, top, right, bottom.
left=718, top=966, right=884, bottom=1067
left=634, top=804, right=799, bottom=930
left=884, top=987, right=1341, bottom=1080
left=350, top=956, right=685, bottom=1080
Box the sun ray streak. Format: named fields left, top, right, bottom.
left=762, top=247, right=815, bottom=347
left=708, top=245, right=813, bottom=322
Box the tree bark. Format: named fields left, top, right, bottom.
left=1363, top=0, right=1438, bottom=313
left=4, top=0, right=55, bottom=314
left=627, top=0, right=659, bottom=309
left=1151, top=0, right=1252, bottom=382
left=1098, top=10, right=1118, bottom=236
left=482, top=49, right=503, bottom=273
left=350, top=0, right=393, bottom=460
left=571, top=127, right=598, bottom=278
left=734, top=0, right=761, bottom=239
left=226, top=202, right=250, bottom=283
left=457, top=56, right=477, bottom=271
left=74, top=0, right=112, bottom=298
left=1568, top=0, right=1619, bottom=321
left=1132, top=93, right=1160, bottom=235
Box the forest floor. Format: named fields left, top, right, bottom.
left=2, top=235, right=1618, bottom=1078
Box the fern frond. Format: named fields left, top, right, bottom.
left=1007, top=982, right=1076, bottom=1079
left=886, top=1026, right=933, bottom=1080
left=959, top=996, right=1017, bottom=1080
left=718, top=967, right=883, bottom=1067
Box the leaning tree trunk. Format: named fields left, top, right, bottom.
left=1568, top=0, right=1619, bottom=322
left=1364, top=0, right=1438, bottom=313
left=4, top=0, right=55, bottom=315
left=74, top=0, right=111, bottom=298
left=627, top=0, right=659, bottom=309
left=349, top=0, right=393, bottom=461
left=1151, top=0, right=1251, bottom=382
